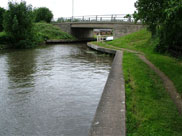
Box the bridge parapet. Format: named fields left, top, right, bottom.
left=54, top=14, right=136, bottom=23
left=54, top=20, right=144, bottom=39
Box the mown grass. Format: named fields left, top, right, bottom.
left=123, top=52, right=182, bottom=136
left=108, top=29, right=152, bottom=52
left=34, top=22, right=75, bottom=42
left=92, top=29, right=182, bottom=96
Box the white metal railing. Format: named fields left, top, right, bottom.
left=54, top=14, right=135, bottom=23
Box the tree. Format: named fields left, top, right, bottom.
left=157, top=0, right=182, bottom=55
left=34, top=7, right=53, bottom=23
left=3, top=1, right=35, bottom=48
left=134, top=0, right=166, bottom=35
left=134, top=0, right=182, bottom=56
left=0, top=7, right=5, bottom=32
left=124, top=14, right=132, bottom=22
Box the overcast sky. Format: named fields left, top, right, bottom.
left=0, top=0, right=137, bottom=19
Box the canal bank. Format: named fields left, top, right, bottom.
left=46, top=39, right=96, bottom=44
left=88, top=39, right=182, bottom=136
left=87, top=43, right=126, bottom=136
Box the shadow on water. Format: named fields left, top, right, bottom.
left=68, top=43, right=114, bottom=65
left=6, top=49, right=37, bottom=90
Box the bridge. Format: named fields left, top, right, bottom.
left=53, top=14, right=144, bottom=40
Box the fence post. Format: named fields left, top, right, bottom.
left=97, top=33, right=101, bottom=42
left=113, top=17, right=116, bottom=22
left=128, top=16, right=131, bottom=22
left=61, top=14, right=133, bottom=23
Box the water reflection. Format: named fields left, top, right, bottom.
left=7, top=49, right=37, bottom=89
left=0, top=44, right=113, bottom=136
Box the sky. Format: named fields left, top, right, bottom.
left=0, top=0, right=137, bottom=19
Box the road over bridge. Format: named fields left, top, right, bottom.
left=54, top=22, right=143, bottom=40
left=54, top=15, right=144, bottom=40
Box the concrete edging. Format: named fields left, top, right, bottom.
left=87, top=43, right=126, bottom=136
left=87, top=43, right=116, bottom=54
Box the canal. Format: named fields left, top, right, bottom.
left=0, top=44, right=113, bottom=136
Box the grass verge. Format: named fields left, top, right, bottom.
left=124, top=52, right=182, bottom=136
left=91, top=29, right=182, bottom=97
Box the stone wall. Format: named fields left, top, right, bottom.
left=54, top=22, right=144, bottom=40
left=54, top=23, right=72, bottom=34
left=113, top=24, right=144, bottom=38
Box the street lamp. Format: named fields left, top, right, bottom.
left=72, top=0, right=74, bottom=20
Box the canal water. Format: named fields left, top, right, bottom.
left=0, top=44, right=113, bottom=136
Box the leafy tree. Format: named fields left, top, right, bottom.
left=157, top=0, right=182, bottom=55
left=124, top=14, right=132, bottom=22
left=3, top=1, right=35, bottom=48
left=134, top=0, right=166, bottom=35
left=34, top=7, right=53, bottom=23
left=0, top=7, right=5, bottom=31
left=57, top=17, right=66, bottom=22
left=134, top=0, right=182, bottom=56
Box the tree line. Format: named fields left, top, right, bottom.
left=0, top=1, right=53, bottom=48
left=134, top=0, right=182, bottom=56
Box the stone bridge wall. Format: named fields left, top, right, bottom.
left=54, top=22, right=144, bottom=39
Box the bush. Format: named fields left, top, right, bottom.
left=0, top=32, right=10, bottom=44
left=34, top=7, right=53, bottom=23
left=0, top=7, right=5, bottom=32
left=3, top=1, right=36, bottom=48
left=33, top=22, right=74, bottom=42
